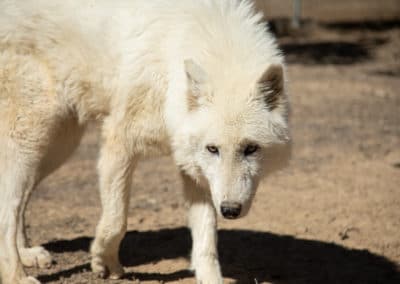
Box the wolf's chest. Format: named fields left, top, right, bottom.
left=124, top=85, right=171, bottom=156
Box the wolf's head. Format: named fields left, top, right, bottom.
left=172, top=59, right=290, bottom=219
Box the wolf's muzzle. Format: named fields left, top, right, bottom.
left=220, top=202, right=242, bottom=219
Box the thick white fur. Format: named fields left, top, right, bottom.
left=0, top=0, right=290, bottom=283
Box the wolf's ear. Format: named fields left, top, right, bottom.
left=184, top=59, right=207, bottom=110
left=258, top=64, right=284, bottom=111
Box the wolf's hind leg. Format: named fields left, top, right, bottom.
left=181, top=173, right=223, bottom=284
left=17, top=188, right=52, bottom=268
left=91, top=127, right=135, bottom=279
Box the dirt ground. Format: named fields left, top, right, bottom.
left=24, top=15, right=400, bottom=284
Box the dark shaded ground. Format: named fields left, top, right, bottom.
left=323, top=19, right=400, bottom=32
left=37, top=228, right=400, bottom=284
left=274, top=20, right=397, bottom=65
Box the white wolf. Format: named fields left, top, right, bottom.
left=0, top=0, right=290, bottom=283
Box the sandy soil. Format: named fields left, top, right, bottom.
left=24, top=18, right=400, bottom=284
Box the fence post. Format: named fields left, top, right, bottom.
left=292, top=0, right=302, bottom=28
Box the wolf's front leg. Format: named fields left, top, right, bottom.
left=181, top=173, right=223, bottom=284
left=17, top=189, right=52, bottom=269
left=0, top=156, right=41, bottom=284
left=90, top=129, right=135, bottom=280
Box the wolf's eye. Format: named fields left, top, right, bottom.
left=244, top=144, right=259, bottom=156
left=206, top=145, right=219, bottom=155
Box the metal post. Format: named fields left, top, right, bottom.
left=292, top=0, right=302, bottom=29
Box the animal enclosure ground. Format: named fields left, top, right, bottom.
left=25, top=16, right=400, bottom=284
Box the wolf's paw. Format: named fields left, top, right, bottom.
left=193, top=258, right=223, bottom=284
left=20, top=246, right=52, bottom=268
left=91, top=255, right=124, bottom=280
left=196, top=272, right=223, bottom=284
left=19, top=276, right=41, bottom=284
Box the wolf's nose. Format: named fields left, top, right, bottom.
left=220, top=202, right=242, bottom=219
